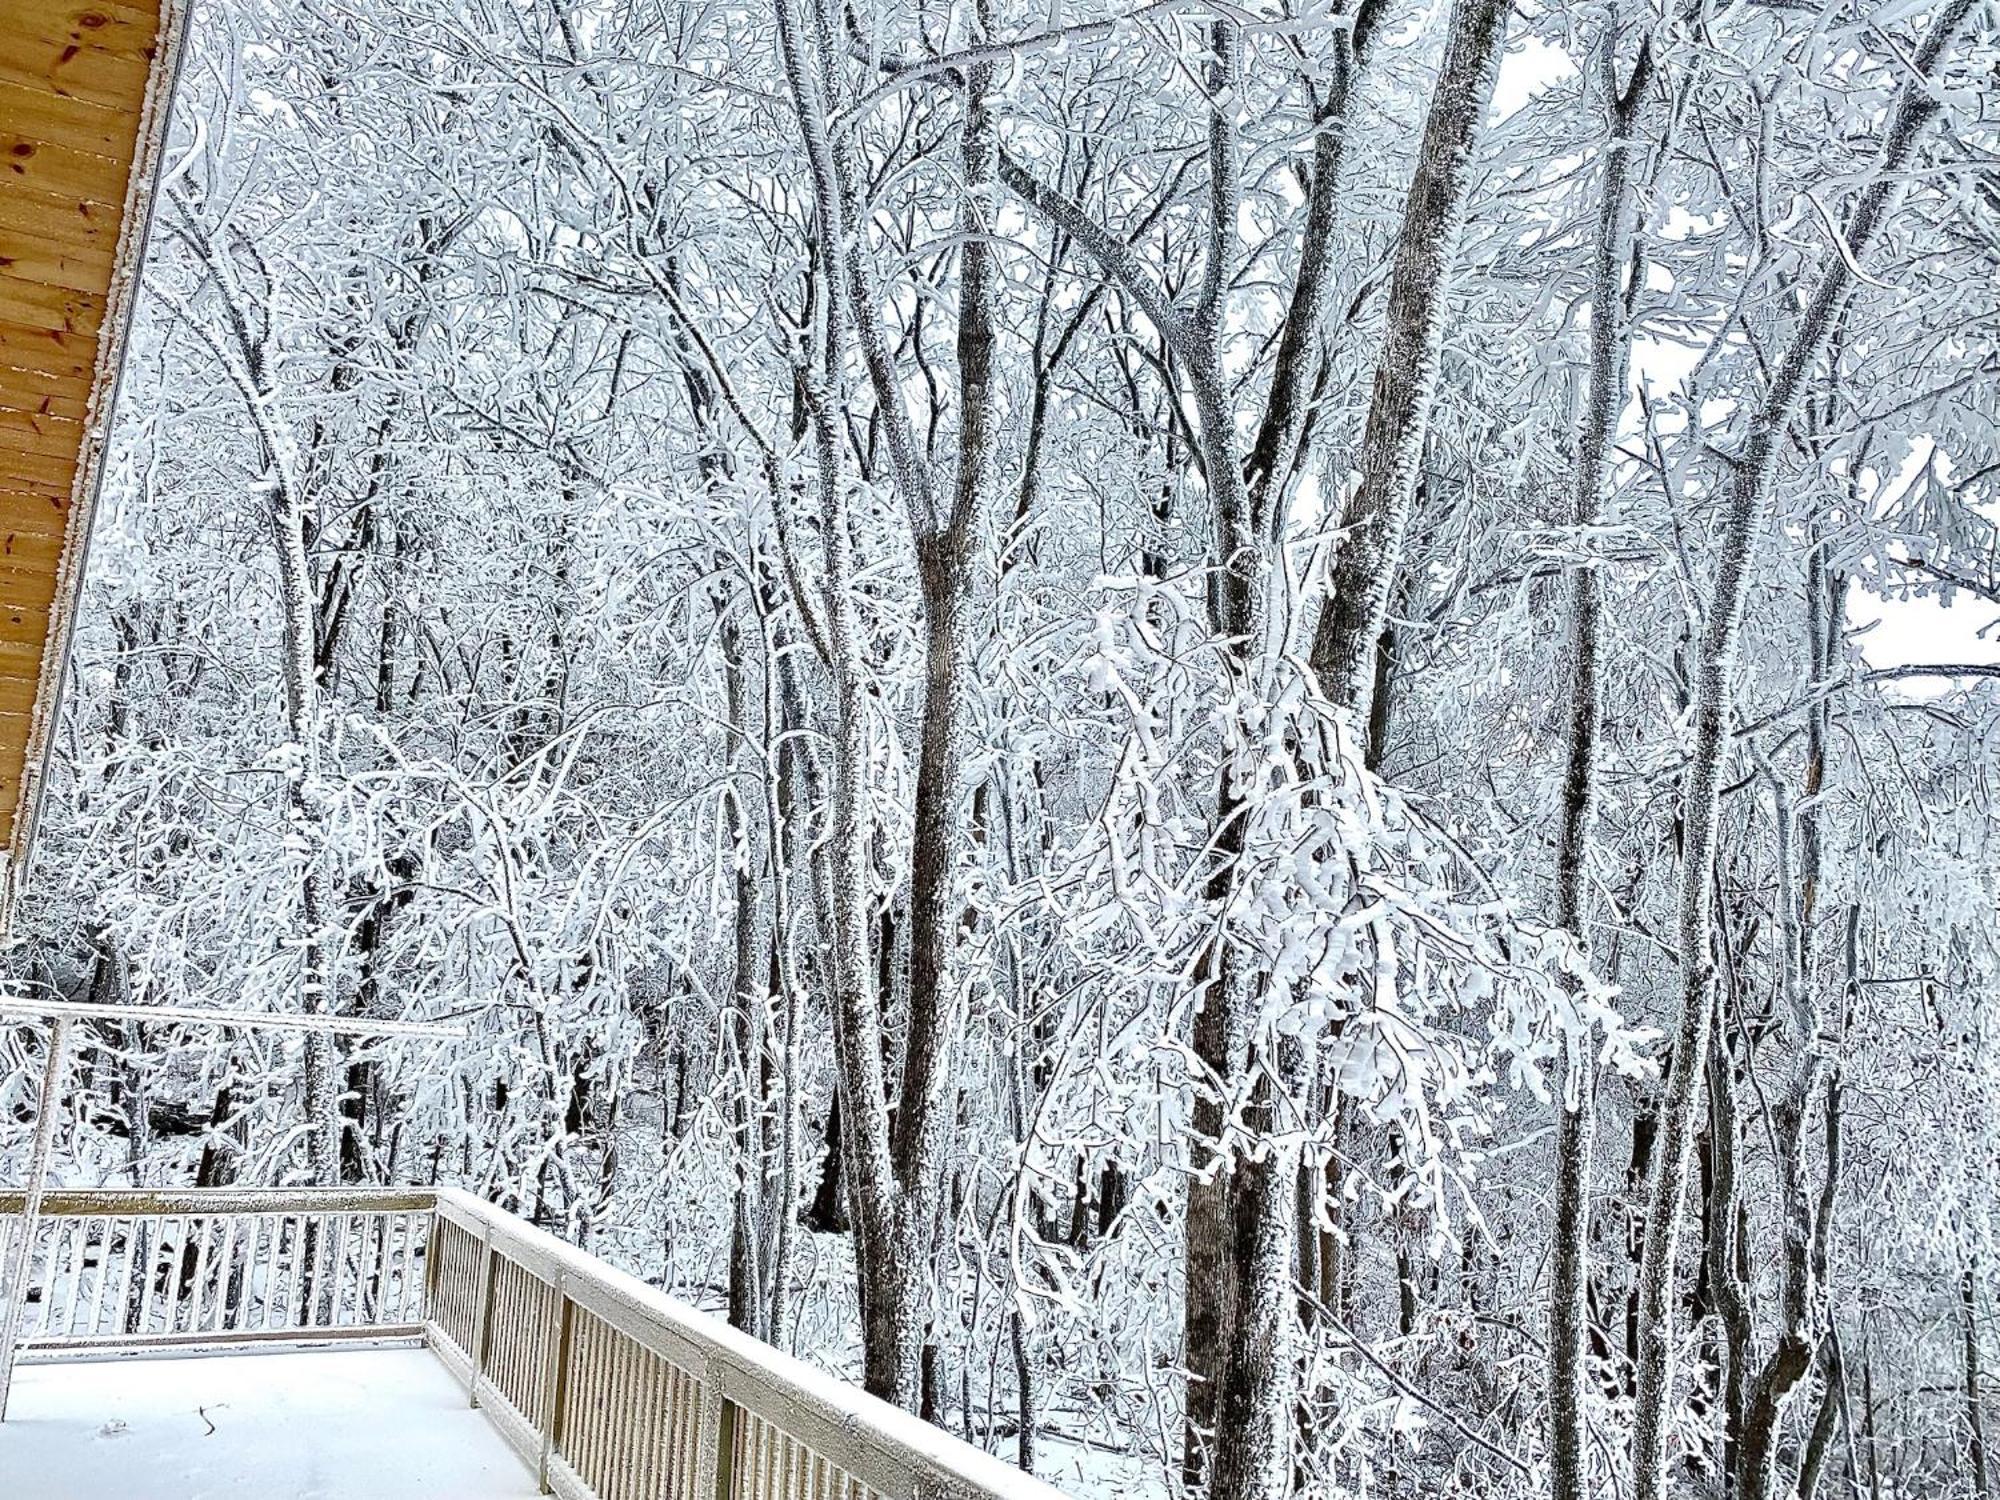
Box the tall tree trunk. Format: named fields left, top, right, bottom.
left=1966, top=1263, right=1992, bottom=1500
left=771, top=0, right=1001, bottom=1408
left=267, top=393, right=339, bottom=1190
left=1548, top=19, right=1658, bottom=1500
left=1306, top=0, right=1510, bottom=711
left=1796, top=1339, right=1847, bottom=1500
left=722, top=602, right=773, bottom=1339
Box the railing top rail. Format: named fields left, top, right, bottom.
left=432, top=1187, right=1071, bottom=1500
left=0, top=1187, right=438, bottom=1216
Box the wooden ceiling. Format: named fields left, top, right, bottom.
left=0, top=0, right=180, bottom=900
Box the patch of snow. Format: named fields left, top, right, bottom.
left=1, top=1348, right=540, bottom=1500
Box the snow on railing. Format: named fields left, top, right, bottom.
left=0, top=1186, right=430, bottom=1353
left=2, top=1185, right=1070, bottom=1500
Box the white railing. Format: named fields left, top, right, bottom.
left=0, top=1186, right=430, bottom=1352
left=2, top=1185, right=1069, bottom=1500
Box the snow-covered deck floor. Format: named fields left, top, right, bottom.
left=2, top=1346, right=542, bottom=1499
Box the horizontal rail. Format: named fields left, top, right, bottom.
left=0, top=1187, right=437, bottom=1217
left=27, top=1324, right=427, bottom=1356
left=0, top=997, right=469, bottom=1039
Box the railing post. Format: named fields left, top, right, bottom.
left=467, top=1221, right=496, bottom=1409
left=695, top=1363, right=738, bottom=1500
left=0, top=1016, right=71, bottom=1423
left=536, top=1272, right=572, bottom=1494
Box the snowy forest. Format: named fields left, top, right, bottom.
left=3, top=0, right=1998, bottom=1497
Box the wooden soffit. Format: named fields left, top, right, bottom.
left=0, top=0, right=184, bottom=917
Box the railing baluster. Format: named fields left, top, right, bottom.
left=327, top=1212, right=344, bottom=1327
left=636, top=1349, right=665, bottom=1500
left=793, top=1427, right=811, bottom=1500
left=296, top=1213, right=315, bottom=1329
left=64, top=1216, right=86, bottom=1339
left=400, top=1212, right=420, bottom=1323
left=535, top=1272, right=571, bottom=1494
left=133, top=1217, right=160, bottom=1336
left=67, top=1218, right=87, bottom=1339
left=39, top=1216, right=59, bottom=1340
left=743, top=1412, right=764, bottom=1500
left=591, top=1315, right=613, bottom=1490
left=678, top=1366, right=703, bottom=1500
left=606, top=1327, right=627, bottom=1500
left=568, top=1311, right=592, bottom=1487
left=257, top=1216, right=276, bottom=1331
left=657, top=1355, right=682, bottom=1500
left=110, top=1216, right=135, bottom=1337
left=213, top=1214, right=240, bottom=1332
left=342, top=1212, right=357, bottom=1325
left=579, top=1313, right=603, bottom=1490
left=271, top=1215, right=291, bottom=1331
left=364, top=1212, right=386, bottom=1324
left=76, top=1218, right=93, bottom=1339
left=290, top=1213, right=308, bottom=1329
left=187, top=1215, right=212, bottom=1334
left=467, top=1221, right=496, bottom=1407
left=31, top=1216, right=54, bottom=1342
left=75, top=1218, right=96, bottom=1338
left=696, top=1370, right=733, bottom=1500
left=90, top=1218, right=113, bottom=1337
left=424, top=1210, right=446, bottom=1331
left=628, top=1345, right=653, bottom=1500
left=287, top=1213, right=306, bottom=1329
left=41, top=1216, right=59, bottom=1341
left=387, top=1211, right=405, bottom=1322
left=330, top=1213, right=349, bottom=1327
left=256, top=1216, right=275, bottom=1330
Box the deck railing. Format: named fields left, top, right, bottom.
left=2, top=1185, right=1068, bottom=1500
left=0, top=1186, right=431, bottom=1352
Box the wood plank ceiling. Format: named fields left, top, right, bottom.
left=0, top=0, right=181, bottom=906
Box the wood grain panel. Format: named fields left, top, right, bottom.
left=0, top=561, right=62, bottom=613
left=0, top=78, right=126, bottom=157
left=0, top=485, right=76, bottom=534
left=0, top=441, right=79, bottom=491
left=0, top=270, right=103, bottom=336
left=0, top=636, right=50, bottom=677
left=0, top=131, right=131, bottom=208
left=0, top=526, right=68, bottom=571
left=0, top=7, right=159, bottom=113
left=0, top=374, right=92, bottom=421
left=0, top=223, right=117, bottom=296
left=0, top=404, right=81, bottom=458
left=0, top=194, right=121, bottom=269
left=0, top=317, right=94, bottom=380
left=0, top=600, right=53, bottom=643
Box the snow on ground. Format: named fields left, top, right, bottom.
left=2, top=1347, right=541, bottom=1500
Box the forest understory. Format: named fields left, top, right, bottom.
left=3, top=0, right=1998, bottom=1498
